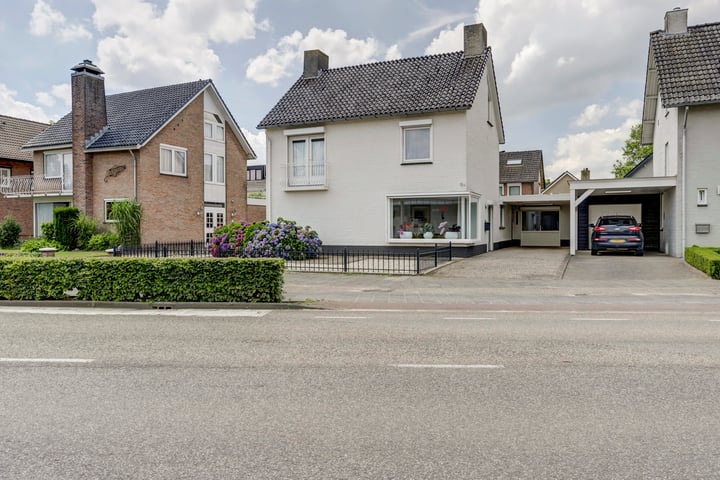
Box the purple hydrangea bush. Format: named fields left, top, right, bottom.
left=210, top=218, right=321, bottom=259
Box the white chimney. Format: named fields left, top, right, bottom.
left=664, top=7, right=688, bottom=34
left=464, top=24, right=487, bottom=57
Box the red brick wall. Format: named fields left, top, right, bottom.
left=135, top=95, right=205, bottom=242
left=225, top=126, right=248, bottom=224
left=91, top=151, right=134, bottom=230
left=0, top=197, right=33, bottom=240
left=246, top=204, right=266, bottom=223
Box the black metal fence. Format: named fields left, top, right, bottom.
left=116, top=241, right=452, bottom=275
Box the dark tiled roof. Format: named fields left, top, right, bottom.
left=258, top=50, right=490, bottom=128
left=651, top=22, right=720, bottom=107
left=0, top=115, right=49, bottom=161
left=24, top=80, right=211, bottom=150
left=499, top=150, right=544, bottom=183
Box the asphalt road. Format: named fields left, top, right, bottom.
left=1, top=306, right=719, bottom=479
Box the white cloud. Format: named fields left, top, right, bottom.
left=573, top=103, right=610, bottom=128
left=424, top=23, right=463, bottom=55
left=35, top=84, right=71, bottom=108
left=548, top=118, right=636, bottom=180
left=242, top=128, right=266, bottom=165
left=617, top=98, right=643, bottom=119
left=0, top=84, right=50, bottom=122
left=29, top=0, right=91, bottom=41
left=92, top=0, right=267, bottom=89
left=246, top=28, right=386, bottom=86
left=385, top=44, right=402, bottom=61
left=505, top=40, right=544, bottom=84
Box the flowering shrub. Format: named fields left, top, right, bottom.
left=210, top=218, right=321, bottom=260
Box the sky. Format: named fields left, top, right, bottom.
left=1, top=0, right=718, bottom=179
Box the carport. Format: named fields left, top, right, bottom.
left=569, top=177, right=676, bottom=255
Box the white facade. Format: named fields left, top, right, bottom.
left=266, top=76, right=505, bottom=248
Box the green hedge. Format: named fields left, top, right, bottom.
left=0, top=257, right=285, bottom=302
left=685, top=246, right=720, bottom=279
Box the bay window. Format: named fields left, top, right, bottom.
left=389, top=194, right=480, bottom=240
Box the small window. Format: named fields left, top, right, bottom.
left=499, top=185, right=504, bottom=196
left=508, top=184, right=521, bottom=196
left=506, top=158, right=522, bottom=165
left=499, top=204, right=505, bottom=228
left=204, top=122, right=213, bottom=139
left=216, top=125, right=225, bottom=142
left=403, top=127, right=431, bottom=164
left=160, top=145, right=187, bottom=176
left=206, top=212, right=213, bottom=229
left=204, top=154, right=225, bottom=184
left=44, top=154, right=62, bottom=178
left=698, top=188, right=708, bottom=206
left=104, top=199, right=126, bottom=223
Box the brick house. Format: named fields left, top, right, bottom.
left=499, top=150, right=545, bottom=196
left=14, top=60, right=255, bottom=243
left=0, top=115, right=49, bottom=239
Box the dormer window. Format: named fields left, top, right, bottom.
left=507, top=158, right=522, bottom=165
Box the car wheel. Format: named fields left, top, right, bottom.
left=635, top=250, right=644, bottom=257
left=591, top=249, right=598, bottom=256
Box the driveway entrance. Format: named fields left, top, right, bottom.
left=563, top=251, right=707, bottom=282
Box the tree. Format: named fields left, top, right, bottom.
left=612, top=123, right=653, bottom=178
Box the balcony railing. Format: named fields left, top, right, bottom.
left=0, top=175, right=66, bottom=197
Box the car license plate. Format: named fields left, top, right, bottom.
left=610, top=239, right=625, bottom=243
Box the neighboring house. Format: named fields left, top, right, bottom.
left=14, top=60, right=255, bottom=243
left=640, top=8, right=720, bottom=254
left=543, top=171, right=578, bottom=195
left=624, top=153, right=653, bottom=178
left=246, top=164, right=267, bottom=223
left=0, top=115, right=49, bottom=239
left=499, top=150, right=545, bottom=196
left=258, top=24, right=507, bottom=253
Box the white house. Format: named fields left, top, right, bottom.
left=639, top=7, right=720, bottom=256
left=258, top=24, right=507, bottom=254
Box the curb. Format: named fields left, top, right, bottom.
left=0, top=300, right=326, bottom=310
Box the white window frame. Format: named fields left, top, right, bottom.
left=287, top=135, right=326, bottom=187
left=204, top=153, right=225, bottom=185
left=0, top=167, right=10, bottom=188
left=160, top=144, right=187, bottom=177
left=400, top=119, right=433, bottom=165
left=204, top=117, right=225, bottom=143
left=697, top=187, right=708, bottom=206
left=44, top=153, right=62, bottom=179
left=104, top=198, right=126, bottom=223
left=508, top=183, right=522, bottom=196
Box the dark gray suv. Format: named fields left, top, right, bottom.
left=590, top=215, right=644, bottom=256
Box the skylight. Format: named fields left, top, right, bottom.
left=507, top=158, right=522, bottom=165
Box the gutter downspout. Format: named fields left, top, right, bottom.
left=681, top=106, right=688, bottom=257
left=128, top=150, right=138, bottom=200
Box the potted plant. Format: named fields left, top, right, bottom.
left=422, top=223, right=434, bottom=239
left=439, top=221, right=461, bottom=239
left=398, top=223, right=413, bottom=239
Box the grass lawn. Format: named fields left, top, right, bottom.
left=0, top=248, right=109, bottom=259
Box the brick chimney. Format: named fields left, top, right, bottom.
left=71, top=59, right=107, bottom=216
left=303, top=50, right=329, bottom=78
left=664, top=7, right=688, bottom=34
left=464, top=23, right=488, bottom=57
left=581, top=168, right=590, bottom=180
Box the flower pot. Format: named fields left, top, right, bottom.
left=400, top=231, right=413, bottom=239
left=444, top=231, right=459, bottom=239
left=423, top=232, right=433, bottom=239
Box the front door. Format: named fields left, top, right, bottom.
left=204, top=207, right=226, bottom=244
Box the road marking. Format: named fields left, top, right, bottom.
left=572, top=318, right=631, bottom=321
left=315, top=316, right=368, bottom=319
left=393, top=364, right=504, bottom=369
left=0, top=358, right=94, bottom=364
left=442, top=317, right=496, bottom=320
left=0, top=307, right=269, bottom=317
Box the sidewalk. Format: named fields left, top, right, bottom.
left=283, top=247, right=718, bottom=310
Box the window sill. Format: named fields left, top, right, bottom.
left=160, top=172, right=188, bottom=178
left=284, top=185, right=328, bottom=192
left=401, top=161, right=433, bottom=166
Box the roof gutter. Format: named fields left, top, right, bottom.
left=681, top=106, right=689, bottom=258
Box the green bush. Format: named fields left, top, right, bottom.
left=0, top=216, right=22, bottom=248
left=20, top=238, right=63, bottom=253
left=54, top=207, right=79, bottom=249
left=41, top=222, right=55, bottom=240
left=685, top=246, right=720, bottom=279
left=0, top=257, right=285, bottom=302
left=74, top=214, right=98, bottom=250
left=87, top=232, right=120, bottom=251
left=111, top=200, right=143, bottom=247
